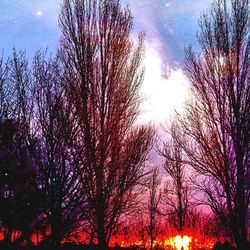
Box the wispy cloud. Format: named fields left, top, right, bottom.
left=125, top=0, right=213, bottom=123
left=125, top=0, right=213, bottom=69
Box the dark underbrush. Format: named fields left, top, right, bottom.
left=0, top=241, right=145, bottom=250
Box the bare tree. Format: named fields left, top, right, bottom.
left=184, top=210, right=219, bottom=249
left=169, top=0, right=249, bottom=248
left=134, top=213, right=148, bottom=248
left=161, top=127, right=190, bottom=236
left=58, top=0, right=154, bottom=247
left=32, top=51, right=83, bottom=247
left=0, top=51, right=41, bottom=246
left=147, top=167, right=161, bottom=250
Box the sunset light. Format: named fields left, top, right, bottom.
left=174, top=235, right=191, bottom=250
left=140, top=44, right=189, bottom=123
left=0, top=0, right=249, bottom=249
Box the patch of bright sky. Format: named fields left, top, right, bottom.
left=125, top=0, right=213, bottom=124
left=139, top=42, right=189, bottom=123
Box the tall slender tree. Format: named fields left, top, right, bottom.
left=32, top=51, right=83, bottom=247
left=170, top=0, right=249, bottom=247
left=147, top=167, right=161, bottom=250
left=58, top=0, right=154, bottom=247
left=161, top=126, right=190, bottom=236
left=0, top=51, right=41, bottom=245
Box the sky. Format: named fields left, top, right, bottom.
left=0, top=0, right=213, bottom=123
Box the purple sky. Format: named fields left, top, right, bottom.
left=0, top=0, right=213, bottom=122
left=0, top=0, right=212, bottom=63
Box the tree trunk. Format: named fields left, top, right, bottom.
left=4, top=225, right=12, bottom=244
left=149, top=220, right=154, bottom=250
left=97, top=211, right=107, bottom=249
left=235, top=140, right=248, bottom=249
left=51, top=220, right=61, bottom=247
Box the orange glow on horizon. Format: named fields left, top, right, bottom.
left=0, top=231, right=216, bottom=249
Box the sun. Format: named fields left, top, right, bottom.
left=174, top=235, right=191, bottom=250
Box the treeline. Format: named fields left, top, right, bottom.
left=0, top=0, right=153, bottom=248
left=0, top=0, right=249, bottom=250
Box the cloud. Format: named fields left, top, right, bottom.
left=125, top=0, right=213, bottom=69
left=123, top=0, right=214, bottom=124
left=139, top=41, right=189, bottom=123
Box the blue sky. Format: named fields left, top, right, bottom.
left=0, top=0, right=213, bottom=122
left=0, top=0, right=60, bottom=58
left=0, top=0, right=212, bottom=63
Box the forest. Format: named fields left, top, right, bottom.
left=0, top=0, right=249, bottom=250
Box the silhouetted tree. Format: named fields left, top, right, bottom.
left=185, top=209, right=219, bottom=248
left=147, top=167, right=161, bottom=250
left=59, top=0, right=154, bottom=247
left=134, top=213, right=147, bottom=249
left=0, top=118, right=40, bottom=245
left=0, top=56, right=8, bottom=119
left=0, top=119, right=20, bottom=243
left=170, top=0, right=249, bottom=247
left=32, top=51, right=83, bottom=247
left=0, top=51, right=41, bottom=245
left=161, top=126, right=190, bottom=236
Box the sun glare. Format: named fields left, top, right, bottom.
left=174, top=235, right=191, bottom=250
left=139, top=43, right=189, bottom=123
